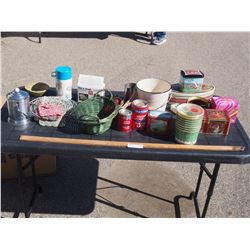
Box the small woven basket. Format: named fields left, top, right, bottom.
left=73, top=90, right=119, bottom=135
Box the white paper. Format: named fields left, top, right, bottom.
left=78, top=74, right=104, bottom=89
left=127, top=143, right=144, bottom=149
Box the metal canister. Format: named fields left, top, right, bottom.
left=117, top=108, right=132, bottom=132
left=175, top=103, right=204, bottom=145
left=6, top=88, right=30, bottom=126
left=131, top=99, right=148, bottom=130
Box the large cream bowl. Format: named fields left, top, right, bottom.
left=136, top=78, right=172, bottom=110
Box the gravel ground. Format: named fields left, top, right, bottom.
left=1, top=32, right=249, bottom=218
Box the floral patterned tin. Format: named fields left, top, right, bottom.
left=201, top=109, right=231, bottom=135
left=147, top=110, right=175, bottom=135
left=180, top=69, right=204, bottom=93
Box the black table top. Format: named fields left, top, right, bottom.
left=1, top=88, right=250, bottom=164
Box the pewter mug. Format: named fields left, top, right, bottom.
left=6, top=88, right=30, bottom=126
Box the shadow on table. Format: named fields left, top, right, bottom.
left=1, top=32, right=151, bottom=44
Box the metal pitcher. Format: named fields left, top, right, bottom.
left=6, top=87, right=30, bottom=126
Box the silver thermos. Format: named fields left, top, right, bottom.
left=6, top=87, right=30, bottom=126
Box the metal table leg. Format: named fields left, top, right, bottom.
left=38, top=32, right=41, bottom=43
left=15, top=154, right=42, bottom=218
left=174, top=162, right=221, bottom=218
left=191, top=163, right=221, bottom=218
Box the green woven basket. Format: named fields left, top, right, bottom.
left=74, top=90, right=119, bottom=135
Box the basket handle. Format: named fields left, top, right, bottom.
left=78, top=115, right=101, bottom=125
left=94, top=89, right=113, bottom=100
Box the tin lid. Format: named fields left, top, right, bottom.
left=149, top=110, right=173, bottom=119
left=204, top=109, right=230, bottom=121
left=180, top=70, right=204, bottom=78
left=177, top=103, right=204, bottom=120
left=132, top=99, right=148, bottom=108
left=7, top=88, right=30, bottom=101
left=119, top=108, right=132, bottom=116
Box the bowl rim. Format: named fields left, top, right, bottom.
left=136, top=78, right=172, bottom=94
left=25, top=82, right=50, bottom=93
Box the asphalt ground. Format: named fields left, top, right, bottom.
left=1, top=32, right=249, bottom=217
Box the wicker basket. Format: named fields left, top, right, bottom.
left=30, top=96, right=76, bottom=127
left=73, top=90, right=119, bottom=135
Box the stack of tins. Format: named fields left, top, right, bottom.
left=131, top=99, right=149, bottom=130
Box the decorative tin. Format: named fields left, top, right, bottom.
left=180, top=69, right=204, bottom=93
left=175, top=103, right=204, bottom=144
left=176, top=103, right=204, bottom=120
left=132, top=120, right=147, bottom=130
left=201, top=109, right=231, bottom=135
left=131, top=99, right=148, bottom=114
left=117, top=108, right=132, bottom=133
left=187, top=96, right=211, bottom=108
left=131, top=99, right=148, bottom=131
left=211, top=96, right=239, bottom=123
left=147, top=110, right=175, bottom=135
left=170, top=83, right=215, bottom=104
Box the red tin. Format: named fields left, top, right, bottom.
left=132, top=119, right=146, bottom=130
left=131, top=99, right=148, bottom=114
left=131, top=99, right=148, bottom=131
left=201, top=109, right=231, bottom=135
left=117, top=108, right=132, bottom=133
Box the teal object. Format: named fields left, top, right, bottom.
left=54, top=66, right=72, bottom=80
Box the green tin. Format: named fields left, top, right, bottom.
left=175, top=103, right=204, bottom=145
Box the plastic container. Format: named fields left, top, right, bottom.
left=52, top=66, right=72, bottom=99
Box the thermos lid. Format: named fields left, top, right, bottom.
left=54, top=66, right=72, bottom=80
left=7, top=87, right=30, bottom=101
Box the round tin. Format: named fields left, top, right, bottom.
left=132, top=120, right=146, bottom=130
left=131, top=99, right=148, bottom=113
left=176, top=103, right=204, bottom=120
left=117, top=108, right=132, bottom=132
left=187, top=96, right=211, bottom=108
left=132, top=113, right=148, bottom=121
left=175, top=103, right=204, bottom=145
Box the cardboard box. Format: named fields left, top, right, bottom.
left=1, top=95, right=57, bottom=179
left=1, top=153, right=57, bottom=179
left=77, top=74, right=105, bottom=102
